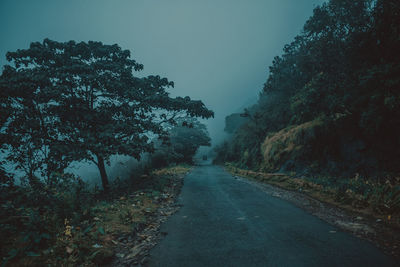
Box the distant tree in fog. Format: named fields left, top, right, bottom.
left=151, top=118, right=211, bottom=167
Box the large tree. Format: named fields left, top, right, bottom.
left=1, top=39, right=214, bottom=190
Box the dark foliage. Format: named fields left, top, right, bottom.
left=0, top=173, right=95, bottom=265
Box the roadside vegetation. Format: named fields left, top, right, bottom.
left=226, top=164, right=400, bottom=226
left=214, top=0, right=400, bottom=225
left=0, top=40, right=212, bottom=265
left=0, top=165, right=190, bottom=266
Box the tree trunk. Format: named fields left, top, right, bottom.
left=96, top=154, right=109, bottom=191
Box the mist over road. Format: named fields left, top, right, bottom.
left=149, top=165, right=395, bottom=267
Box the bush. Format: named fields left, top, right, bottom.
left=0, top=173, right=95, bottom=266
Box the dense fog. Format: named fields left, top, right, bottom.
left=0, top=0, right=323, bottom=182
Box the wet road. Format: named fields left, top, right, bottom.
left=148, top=165, right=395, bottom=267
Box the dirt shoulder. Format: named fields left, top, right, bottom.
left=226, top=166, right=400, bottom=259
left=105, top=166, right=190, bottom=266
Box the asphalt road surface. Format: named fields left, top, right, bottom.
left=148, top=165, right=396, bottom=267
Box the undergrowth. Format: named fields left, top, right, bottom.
left=0, top=165, right=190, bottom=266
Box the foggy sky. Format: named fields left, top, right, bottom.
left=0, top=0, right=324, bottom=145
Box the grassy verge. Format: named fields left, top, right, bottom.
left=225, top=163, right=400, bottom=227
left=0, top=165, right=191, bottom=266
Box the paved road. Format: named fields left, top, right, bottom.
left=149, top=165, right=396, bottom=267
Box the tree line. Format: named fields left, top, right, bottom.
left=215, top=0, right=400, bottom=178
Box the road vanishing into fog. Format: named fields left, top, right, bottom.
left=148, top=165, right=395, bottom=267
